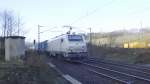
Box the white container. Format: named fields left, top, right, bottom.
left=5, top=36, right=25, bottom=61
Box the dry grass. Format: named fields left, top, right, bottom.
left=0, top=50, right=70, bottom=84
left=88, top=44, right=150, bottom=64
left=24, top=50, right=70, bottom=84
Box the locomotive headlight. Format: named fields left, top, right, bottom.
left=68, top=47, right=73, bottom=52
left=82, top=46, right=87, bottom=52
left=68, top=49, right=73, bottom=52
left=82, top=46, right=86, bottom=49
left=82, top=46, right=85, bottom=48
left=69, top=46, right=73, bottom=50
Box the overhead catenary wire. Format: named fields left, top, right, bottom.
left=71, top=0, right=117, bottom=25
left=39, top=26, right=58, bottom=33
left=70, top=0, right=150, bottom=33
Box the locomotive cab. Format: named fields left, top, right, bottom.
left=65, top=34, right=88, bottom=60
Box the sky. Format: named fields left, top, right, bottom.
left=0, top=0, right=150, bottom=42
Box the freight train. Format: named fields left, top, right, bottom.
left=38, top=33, right=88, bottom=60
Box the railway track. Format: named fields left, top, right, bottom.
left=87, top=57, right=150, bottom=73
left=78, top=60, right=150, bottom=84
left=84, top=58, right=150, bottom=77
left=50, top=59, right=114, bottom=84
left=49, top=57, right=150, bottom=84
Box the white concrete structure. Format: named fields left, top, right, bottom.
left=5, top=36, right=25, bottom=61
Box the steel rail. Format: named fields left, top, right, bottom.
left=86, top=59, right=150, bottom=76
left=88, top=69, right=133, bottom=84
left=80, top=61, right=150, bottom=82
left=88, top=58, right=150, bottom=72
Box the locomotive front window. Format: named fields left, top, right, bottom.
left=68, top=35, right=83, bottom=41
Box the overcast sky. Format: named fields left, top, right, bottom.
left=1, top=0, right=150, bottom=42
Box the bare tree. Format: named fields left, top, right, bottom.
left=16, top=15, right=26, bottom=36
left=0, top=10, right=24, bottom=37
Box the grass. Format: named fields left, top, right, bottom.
left=24, top=50, right=70, bottom=84
left=88, top=44, right=150, bottom=64
left=0, top=50, right=70, bottom=84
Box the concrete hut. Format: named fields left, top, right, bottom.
left=5, top=36, right=25, bottom=61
